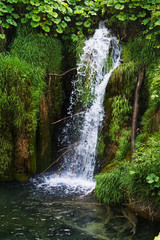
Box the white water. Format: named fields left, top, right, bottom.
left=36, top=22, right=121, bottom=195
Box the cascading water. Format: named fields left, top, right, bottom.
left=35, top=22, right=121, bottom=195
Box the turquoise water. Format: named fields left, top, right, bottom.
left=0, top=180, right=159, bottom=240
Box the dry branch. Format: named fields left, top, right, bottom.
left=56, top=151, right=73, bottom=175
left=51, top=111, right=86, bottom=125
left=48, top=67, right=77, bottom=77
left=58, top=141, right=80, bottom=152
left=40, top=149, right=72, bottom=175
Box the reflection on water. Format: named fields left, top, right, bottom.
left=0, top=181, right=159, bottom=240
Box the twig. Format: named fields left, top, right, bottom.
left=58, top=141, right=80, bottom=152
left=48, top=67, right=77, bottom=77
left=40, top=149, right=72, bottom=175
left=51, top=111, right=86, bottom=125
left=56, top=151, right=73, bottom=175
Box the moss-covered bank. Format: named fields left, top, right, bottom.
left=95, top=34, right=160, bottom=220
left=0, top=25, right=64, bottom=180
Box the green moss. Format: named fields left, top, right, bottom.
left=11, top=24, right=63, bottom=73
left=15, top=173, right=29, bottom=182
left=0, top=54, right=45, bottom=178
left=96, top=136, right=106, bottom=160
left=101, top=162, right=119, bottom=173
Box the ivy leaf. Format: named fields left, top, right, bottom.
left=32, top=14, right=41, bottom=22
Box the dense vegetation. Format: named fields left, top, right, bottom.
left=0, top=0, right=160, bottom=219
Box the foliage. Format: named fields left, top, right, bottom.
left=0, top=0, right=100, bottom=39
left=11, top=24, right=64, bottom=116
left=11, top=24, right=62, bottom=72
left=95, top=166, right=124, bottom=204
left=97, top=135, right=106, bottom=159
left=109, top=95, right=132, bottom=141
left=122, top=36, right=160, bottom=66
left=0, top=24, right=64, bottom=178
left=0, top=0, right=160, bottom=43
left=98, top=0, right=160, bottom=40
left=142, top=64, right=160, bottom=133
left=114, top=128, right=131, bottom=162
left=96, top=131, right=160, bottom=206
left=0, top=54, right=44, bottom=177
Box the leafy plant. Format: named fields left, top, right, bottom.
left=109, top=95, right=132, bottom=141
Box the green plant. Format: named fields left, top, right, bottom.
left=109, top=95, right=132, bottom=141
left=146, top=173, right=160, bottom=196
left=95, top=166, right=124, bottom=204
left=97, top=0, right=160, bottom=40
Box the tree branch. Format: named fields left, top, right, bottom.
left=51, top=111, right=86, bottom=125
left=48, top=67, right=77, bottom=77
left=131, top=66, right=145, bottom=160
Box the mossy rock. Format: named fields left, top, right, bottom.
left=14, top=173, right=30, bottom=182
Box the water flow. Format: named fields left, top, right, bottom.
left=36, top=22, right=121, bottom=195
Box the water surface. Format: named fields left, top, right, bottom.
left=0, top=180, right=159, bottom=240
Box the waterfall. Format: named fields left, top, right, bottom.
left=35, top=22, right=121, bottom=195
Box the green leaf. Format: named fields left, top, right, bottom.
left=32, top=14, right=41, bottom=22
left=142, top=18, right=150, bottom=25
left=129, top=15, right=137, bottom=21
left=137, top=12, right=146, bottom=18
left=0, top=34, right=5, bottom=39
left=51, top=12, right=58, bottom=18
left=64, top=16, right=71, bottom=22
left=52, top=18, right=61, bottom=24
left=42, top=25, right=50, bottom=32
left=56, top=26, right=63, bottom=34
left=1, top=23, right=10, bottom=29
left=31, top=21, right=40, bottom=28
left=61, top=21, right=67, bottom=28
left=12, top=13, right=19, bottom=19
left=115, top=4, right=125, bottom=10
left=76, top=21, right=83, bottom=26
left=116, top=13, right=127, bottom=21
left=71, top=33, right=79, bottom=42
left=84, top=20, right=91, bottom=28
left=155, top=19, right=160, bottom=26
left=21, top=18, right=28, bottom=24
left=6, top=18, right=17, bottom=26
